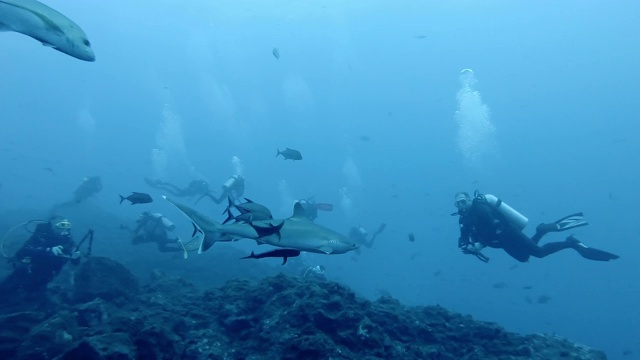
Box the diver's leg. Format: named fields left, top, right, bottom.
left=529, top=241, right=574, bottom=258
left=532, top=213, right=588, bottom=244
left=145, top=178, right=182, bottom=196
left=566, top=236, right=619, bottom=261
left=157, top=239, right=182, bottom=253
left=195, top=192, right=225, bottom=204
left=158, top=183, right=183, bottom=196
left=496, top=231, right=532, bottom=262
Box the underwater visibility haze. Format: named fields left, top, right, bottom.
left=1, top=0, right=639, bottom=359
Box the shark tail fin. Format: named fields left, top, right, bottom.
left=222, top=209, right=235, bottom=224
left=240, top=251, right=256, bottom=260
left=119, top=195, right=126, bottom=204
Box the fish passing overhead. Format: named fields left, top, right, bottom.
left=241, top=249, right=300, bottom=265
left=0, top=0, right=95, bottom=61
left=276, top=148, right=302, bottom=161
left=119, top=192, right=153, bottom=205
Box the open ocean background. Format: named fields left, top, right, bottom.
left=1, top=1, right=639, bottom=358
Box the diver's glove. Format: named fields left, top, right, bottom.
left=50, top=245, right=65, bottom=256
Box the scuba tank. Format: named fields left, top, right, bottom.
left=161, top=217, right=176, bottom=232
left=482, top=193, right=528, bottom=230
left=152, top=213, right=176, bottom=231
left=223, top=175, right=239, bottom=189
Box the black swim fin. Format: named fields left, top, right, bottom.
left=554, top=212, right=588, bottom=231
left=568, top=236, right=619, bottom=262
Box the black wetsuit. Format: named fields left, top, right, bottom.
left=0, top=223, right=79, bottom=297
left=198, top=176, right=245, bottom=204
left=147, top=179, right=210, bottom=198
left=132, top=215, right=180, bottom=253
left=458, top=198, right=573, bottom=262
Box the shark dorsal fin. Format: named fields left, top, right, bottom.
left=292, top=202, right=306, bottom=218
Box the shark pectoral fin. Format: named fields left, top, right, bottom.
left=318, top=246, right=334, bottom=254
left=199, top=235, right=215, bottom=254
left=282, top=257, right=288, bottom=265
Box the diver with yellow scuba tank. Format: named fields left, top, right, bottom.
left=453, top=191, right=619, bottom=263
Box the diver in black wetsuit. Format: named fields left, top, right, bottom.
left=145, top=178, right=211, bottom=199
left=454, top=191, right=619, bottom=263
left=129, top=212, right=181, bottom=253
left=349, top=223, right=386, bottom=249
left=196, top=175, right=246, bottom=204
left=0, top=218, right=81, bottom=304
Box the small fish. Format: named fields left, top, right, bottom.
left=119, top=192, right=153, bottom=205
left=408, top=233, right=415, bottom=242
left=0, top=0, right=95, bottom=61
left=272, top=47, right=280, bottom=59
left=358, top=135, right=371, bottom=142
left=492, top=282, right=508, bottom=289
left=522, top=285, right=533, bottom=290
left=223, top=198, right=273, bottom=224
left=414, top=35, right=427, bottom=39
left=276, top=148, right=302, bottom=161
left=241, top=249, right=300, bottom=265
left=537, top=295, right=551, bottom=304
left=44, top=167, right=55, bottom=174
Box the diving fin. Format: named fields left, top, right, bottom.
left=539, top=212, right=588, bottom=234
left=568, top=236, right=619, bottom=262
left=178, top=237, right=202, bottom=259
left=554, top=212, right=588, bottom=231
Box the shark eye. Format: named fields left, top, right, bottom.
left=83, top=39, right=91, bottom=47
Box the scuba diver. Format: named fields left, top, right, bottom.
left=144, top=177, right=211, bottom=199
left=454, top=191, right=619, bottom=263
left=196, top=175, right=246, bottom=204
left=301, top=265, right=327, bottom=281
left=128, top=212, right=182, bottom=253
left=298, top=198, right=334, bottom=221
left=349, top=223, right=387, bottom=249
left=0, top=217, right=82, bottom=303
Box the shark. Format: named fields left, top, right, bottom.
left=0, top=0, right=95, bottom=61
left=163, top=196, right=359, bottom=255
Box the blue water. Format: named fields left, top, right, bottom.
left=1, top=0, right=639, bottom=358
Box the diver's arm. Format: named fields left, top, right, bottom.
left=458, top=218, right=472, bottom=248
left=19, top=240, right=52, bottom=257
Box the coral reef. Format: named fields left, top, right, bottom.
left=0, top=257, right=606, bottom=360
